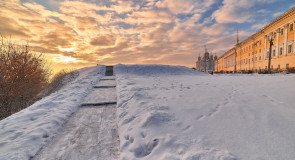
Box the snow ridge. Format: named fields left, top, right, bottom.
left=115, top=64, right=237, bottom=160
left=0, top=66, right=104, bottom=160
left=114, top=64, right=203, bottom=76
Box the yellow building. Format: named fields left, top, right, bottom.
left=215, top=7, right=295, bottom=73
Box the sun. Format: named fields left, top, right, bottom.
left=53, top=54, right=79, bottom=64
left=58, top=46, right=76, bottom=52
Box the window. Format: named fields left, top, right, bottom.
left=290, top=24, right=294, bottom=31
left=255, top=56, right=257, bottom=61
left=278, top=65, right=280, bottom=69
left=280, top=28, right=284, bottom=35
left=280, top=47, right=283, bottom=55
left=260, top=40, right=261, bottom=45
left=288, top=44, right=292, bottom=53
left=259, top=55, right=261, bottom=60
left=274, top=32, right=276, bottom=38
left=271, top=65, right=273, bottom=69
left=273, top=50, right=275, bottom=57
left=286, top=64, right=289, bottom=69
left=259, top=49, right=261, bottom=53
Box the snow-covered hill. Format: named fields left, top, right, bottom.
left=115, top=65, right=295, bottom=160
left=114, top=64, right=203, bottom=76
left=0, top=66, right=104, bottom=159
left=1, top=64, right=295, bottom=160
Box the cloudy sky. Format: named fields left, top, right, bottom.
left=1, top=0, right=294, bottom=72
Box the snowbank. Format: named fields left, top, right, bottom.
left=0, top=66, right=104, bottom=160
left=114, top=64, right=203, bottom=76
left=115, top=64, right=295, bottom=160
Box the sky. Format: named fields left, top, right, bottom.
left=1, top=0, right=294, bottom=73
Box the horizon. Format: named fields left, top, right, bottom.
left=1, top=0, right=294, bottom=73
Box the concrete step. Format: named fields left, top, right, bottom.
left=105, top=66, right=114, bottom=76
left=95, top=79, right=116, bottom=86
left=81, top=87, right=117, bottom=106
left=81, top=102, right=117, bottom=107
left=94, top=86, right=116, bottom=88
left=101, top=76, right=115, bottom=80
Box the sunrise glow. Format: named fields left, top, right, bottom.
left=53, top=55, right=79, bottom=64
left=58, top=47, right=76, bottom=52
left=0, top=0, right=293, bottom=71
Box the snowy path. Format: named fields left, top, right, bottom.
left=33, top=73, right=119, bottom=160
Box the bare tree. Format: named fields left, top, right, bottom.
left=0, top=35, right=50, bottom=120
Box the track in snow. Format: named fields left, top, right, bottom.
left=33, top=67, right=119, bottom=160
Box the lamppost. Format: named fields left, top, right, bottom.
left=252, top=40, right=257, bottom=72
left=268, top=35, right=274, bottom=74
left=235, top=45, right=237, bottom=73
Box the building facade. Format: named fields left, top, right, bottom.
left=196, top=52, right=217, bottom=72
left=215, top=8, right=295, bottom=73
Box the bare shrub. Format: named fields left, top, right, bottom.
left=37, top=69, right=78, bottom=99
left=287, top=67, right=295, bottom=73
left=0, top=35, right=50, bottom=120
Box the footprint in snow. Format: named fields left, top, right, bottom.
left=195, top=115, right=204, bottom=121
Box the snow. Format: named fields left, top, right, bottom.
left=1, top=64, right=295, bottom=160
left=32, top=104, right=119, bottom=160
left=114, top=64, right=204, bottom=76
left=81, top=88, right=117, bottom=105
left=33, top=71, right=119, bottom=160
left=0, top=65, right=104, bottom=160
left=114, top=64, right=295, bottom=160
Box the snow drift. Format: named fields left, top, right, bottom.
left=114, top=64, right=295, bottom=160
left=1, top=64, right=295, bottom=160
left=0, top=66, right=104, bottom=160
left=114, top=64, right=203, bottom=76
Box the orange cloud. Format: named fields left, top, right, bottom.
left=0, top=0, right=247, bottom=73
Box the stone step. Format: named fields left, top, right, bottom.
left=101, top=76, right=115, bottom=80
left=81, top=102, right=117, bottom=107
left=94, top=86, right=116, bottom=88
left=95, top=79, right=116, bottom=86
left=81, top=88, right=117, bottom=106
left=105, top=66, right=114, bottom=76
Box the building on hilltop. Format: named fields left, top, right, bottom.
left=196, top=47, right=217, bottom=72
left=215, top=7, right=295, bottom=73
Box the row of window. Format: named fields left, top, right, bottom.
left=268, top=23, right=294, bottom=39
left=237, top=44, right=293, bottom=65
left=238, top=55, right=262, bottom=65
left=231, top=23, right=294, bottom=57
left=268, top=44, right=293, bottom=57
left=266, top=64, right=290, bottom=70
left=279, top=23, right=294, bottom=35
left=238, top=44, right=293, bottom=62
left=239, top=64, right=289, bottom=71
